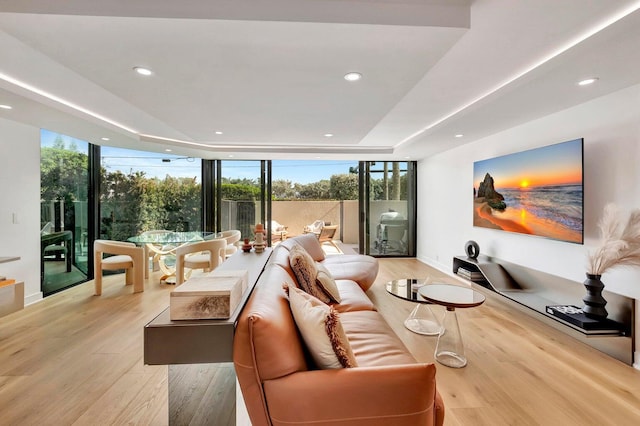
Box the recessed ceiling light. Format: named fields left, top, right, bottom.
left=324, top=133, right=334, bottom=138
left=165, top=148, right=172, bottom=152
left=133, top=67, right=153, bottom=76
left=101, top=137, right=110, bottom=141
left=344, top=72, right=362, bottom=82
left=228, top=154, right=234, bottom=158
left=577, top=77, right=598, bottom=86
left=0, top=104, right=12, bottom=110
left=215, top=131, right=223, bottom=135
left=455, top=134, right=464, bottom=138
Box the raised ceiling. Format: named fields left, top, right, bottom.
left=1, top=0, right=639, bottom=160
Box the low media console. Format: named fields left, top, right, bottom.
left=452, top=255, right=634, bottom=365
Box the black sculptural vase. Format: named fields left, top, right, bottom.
left=582, top=273, right=608, bottom=319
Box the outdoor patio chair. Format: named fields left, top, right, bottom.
left=303, top=220, right=324, bottom=236
left=317, top=224, right=339, bottom=249
left=270, top=220, right=289, bottom=243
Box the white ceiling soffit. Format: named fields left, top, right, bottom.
left=0, top=1, right=639, bottom=160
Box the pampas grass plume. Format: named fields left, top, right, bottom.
left=588, top=203, right=640, bottom=275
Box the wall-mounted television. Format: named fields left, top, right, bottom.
left=473, top=138, right=583, bottom=244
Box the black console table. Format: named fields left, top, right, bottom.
left=453, top=255, right=634, bottom=364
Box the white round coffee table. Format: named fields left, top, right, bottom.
left=385, top=278, right=441, bottom=335
left=419, top=284, right=485, bottom=368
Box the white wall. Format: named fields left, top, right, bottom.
left=416, top=83, right=640, bottom=365
left=0, top=118, right=42, bottom=305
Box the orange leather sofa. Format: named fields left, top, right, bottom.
left=233, top=234, right=444, bottom=426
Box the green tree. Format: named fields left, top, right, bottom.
left=220, top=183, right=260, bottom=200
left=272, top=179, right=297, bottom=200
left=329, top=174, right=358, bottom=200
left=41, top=141, right=88, bottom=204
left=100, top=170, right=146, bottom=240
left=296, top=180, right=330, bottom=199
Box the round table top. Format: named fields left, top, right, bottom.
left=418, top=284, right=485, bottom=309
left=385, top=278, right=433, bottom=303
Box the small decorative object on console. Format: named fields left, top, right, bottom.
left=464, top=240, right=480, bottom=259
left=584, top=204, right=640, bottom=319
left=253, top=225, right=266, bottom=253
left=242, top=238, right=252, bottom=253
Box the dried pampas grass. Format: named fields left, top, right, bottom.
left=588, top=204, right=640, bottom=275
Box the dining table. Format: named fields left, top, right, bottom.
left=128, top=231, right=217, bottom=284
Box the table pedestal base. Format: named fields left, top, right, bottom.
left=404, top=304, right=441, bottom=335
left=435, top=307, right=467, bottom=368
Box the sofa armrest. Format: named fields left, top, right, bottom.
left=263, top=363, right=443, bottom=426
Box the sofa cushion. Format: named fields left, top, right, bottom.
left=290, top=244, right=331, bottom=303
left=340, top=310, right=417, bottom=367
left=286, top=285, right=357, bottom=369
left=281, top=233, right=326, bottom=261
left=321, top=254, right=379, bottom=291
left=315, top=263, right=341, bottom=303
left=332, top=280, right=376, bottom=313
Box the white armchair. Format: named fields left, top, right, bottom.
left=219, top=229, right=242, bottom=257
left=94, top=240, right=145, bottom=295
left=175, top=239, right=227, bottom=285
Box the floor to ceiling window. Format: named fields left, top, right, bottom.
left=40, top=133, right=416, bottom=297
left=217, top=160, right=265, bottom=239
left=271, top=160, right=359, bottom=249
left=99, top=147, right=202, bottom=240
left=40, top=130, right=89, bottom=295
left=361, top=161, right=416, bottom=257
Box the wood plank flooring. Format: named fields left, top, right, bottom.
left=1, top=258, right=639, bottom=425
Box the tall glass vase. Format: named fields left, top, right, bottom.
left=582, top=273, right=608, bottom=319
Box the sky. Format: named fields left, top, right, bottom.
left=40, top=129, right=357, bottom=184
left=473, top=139, right=583, bottom=189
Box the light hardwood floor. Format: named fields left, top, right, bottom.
left=1, top=259, right=639, bottom=425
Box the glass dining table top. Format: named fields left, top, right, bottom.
left=128, top=231, right=217, bottom=245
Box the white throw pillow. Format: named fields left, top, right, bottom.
left=285, top=285, right=356, bottom=369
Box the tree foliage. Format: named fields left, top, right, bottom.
left=41, top=137, right=88, bottom=203
left=329, top=174, right=359, bottom=200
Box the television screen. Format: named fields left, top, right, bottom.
left=473, top=138, right=583, bottom=244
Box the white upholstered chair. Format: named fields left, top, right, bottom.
left=219, top=229, right=241, bottom=258
left=94, top=239, right=145, bottom=295
left=175, top=239, right=227, bottom=285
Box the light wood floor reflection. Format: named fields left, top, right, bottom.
left=1, top=259, right=639, bottom=425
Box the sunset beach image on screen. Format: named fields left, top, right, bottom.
left=473, top=138, right=583, bottom=244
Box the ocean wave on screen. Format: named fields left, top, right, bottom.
left=500, top=185, right=583, bottom=232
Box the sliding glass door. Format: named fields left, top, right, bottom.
left=360, top=161, right=416, bottom=257
left=40, top=130, right=90, bottom=295
left=217, top=160, right=265, bottom=241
